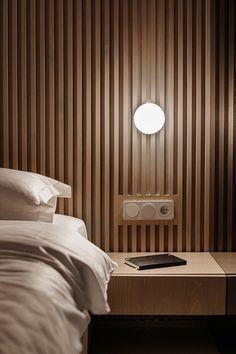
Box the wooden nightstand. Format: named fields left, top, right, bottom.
left=211, top=252, right=236, bottom=315
left=107, top=252, right=226, bottom=316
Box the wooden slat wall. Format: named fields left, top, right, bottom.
left=0, top=0, right=235, bottom=252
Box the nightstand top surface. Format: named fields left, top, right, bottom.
left=107, top=252, right=225, bottom=276
left=211, top=252, right=236, bottom=274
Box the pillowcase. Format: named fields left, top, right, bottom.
left=36, top=174, right=71, bottom=198
left=53, top=214, right=88, bottom=239
left=0, top=168, right=71, bottom=222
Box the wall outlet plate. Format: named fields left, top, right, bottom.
left=123, top=200, right=174, bottom=220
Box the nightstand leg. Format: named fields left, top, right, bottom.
left=81, top=328, right=88, bottom=354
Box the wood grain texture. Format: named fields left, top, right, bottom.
left=108, top=275, right=225, bottom=315
left=211, top=253, right=236, bottom=274
left=0, top=0, right=235, bottom=252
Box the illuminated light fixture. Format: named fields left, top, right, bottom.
left=133, top=103, right=165, bottom=134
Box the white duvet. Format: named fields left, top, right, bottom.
left=0, top=221, right=117, bottom=354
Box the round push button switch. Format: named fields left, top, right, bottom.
left=125, top=203, right=140, bottom=218
left=141, top=203, right=156, bottom=219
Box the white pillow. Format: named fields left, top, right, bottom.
left=0, top=168, right=71, bottom=222
left=36, top=174, right=71, bottom=198
left=53, top=214, right=88, bottom=239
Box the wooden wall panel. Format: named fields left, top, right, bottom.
left=0, top=0, right=235, bottom=252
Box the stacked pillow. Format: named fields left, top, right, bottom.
left=0, top=168, right=71, bottom=222
left=53, top=214, right=88, bottom=239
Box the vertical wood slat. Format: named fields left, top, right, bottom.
left=140, top=0, right=147, bottom=248
left=141, top=0, right=147, bottom=197
left=122, top=0, right=129, bottom=251
left=28, top=0, right=36, bottom=172
left=227, top=0, right=234, bottom=251
left=122, top=0, right=129, bottom=199
left=0, top=0, right=235, bottom=253
left=20, top=0, right=27, bottom=171
left=103, top=0, right=110, bottom=252
left=2, top=0, right=9, bottom=167
left=37, top=0, right=46, bottom=174
left=47, top=0, right=55, bottom=177
left=93, top=0, right=101, bottom=247
left=195, top=0, right=202, bottom=251
left=131, top=0, right=139, bottom=197
left=64, top=0, right=73, bottom=216
left=149, top=0, right=156, bottom=194
left=156, top=0, right=165, bottom=250
left=141, top=223, right=146, bottom=252
left=156, top=0, right=165, bottom=197
left=132, top=224, right=137, bottom=252
left=166, top=0, right=174, bottom=197
left=186, top=0, right=193, bottom=252
left=166, top=0, right=174, bottom=251
left=113, top=0, right=120, bottom=252
left=149, top=0, right=156, bottom=251
left=218, top=0, right=225, bottom=251
left=209, top=0, right=216, bottom=251
left=73, top=0, right=83, bottom=219
left=83, top=0, right=92, bottom=237
left=204, top=0, right=211, bottom=251
left=177, top=0, right=184, bottom=251
left=55, top=0, right=64, bottom=214
left=159, top=224, right=164, bottom=252
left=10, top=0, right=18, bottom=169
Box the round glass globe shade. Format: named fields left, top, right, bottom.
left=133, top=103, right=165, bottom=134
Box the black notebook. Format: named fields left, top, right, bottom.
left=124, top=253, right=187, bottom=270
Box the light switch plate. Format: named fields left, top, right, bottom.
left=123, top=200, right=174, bottom=220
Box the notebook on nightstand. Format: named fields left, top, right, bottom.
left=124, top=253, right=187, bottom=270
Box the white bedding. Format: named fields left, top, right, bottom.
left=53, top=214, right=88, bottom=239
left=0, top=221, right=117, bottom=354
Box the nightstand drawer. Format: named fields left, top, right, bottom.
left=108, top=275, right=225, bottom=315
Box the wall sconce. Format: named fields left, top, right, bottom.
left=133, top=103, right=165, bottom=134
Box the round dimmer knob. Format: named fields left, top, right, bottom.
left=125, top=203, right=140, bottom=218
left=141, top=203, right=156, bottom=219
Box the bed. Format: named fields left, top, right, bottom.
left=0, top=169, right=117, bottom=354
